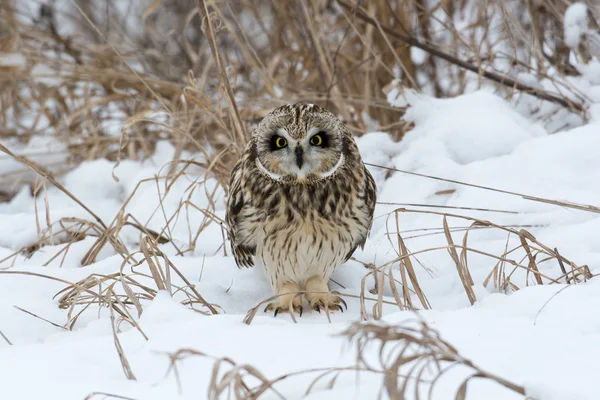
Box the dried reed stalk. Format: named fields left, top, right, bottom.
left=161, top=318, right=528, bottom=399
left=366, top=163, right=600, bottom=215
left=343, top=320, right=527, bottom=399
left=196, top=0, right=247, bottom=147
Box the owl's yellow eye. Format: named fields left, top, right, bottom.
left=310, top=134, right=323, bottom=146
left=275, top=137, right=287, bottom=148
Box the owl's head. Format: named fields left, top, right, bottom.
left=251, top=104, right=349, bottom=183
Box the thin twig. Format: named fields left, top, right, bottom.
left=196, top=0, right=247, bottom=146
left=0, top=330, right=12, bottom=345
left=366, top=163, right=600, bottom=214
left=0, top=143, right=108, bottom=229
left=13, top=305, right=68, bottom=330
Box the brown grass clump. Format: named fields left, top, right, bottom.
left=56, top=235, right=219, bottom=329
left=357, top=207, right=592, bottom=320
left=0, top=0, right=599, bottom=393
left=1, top=1, right=240, bottom=193
left=2, top=0, right=598, bottom=197
left=159, top=318, right=528, bottom=399
left=343, top=319, right=527, bottom=399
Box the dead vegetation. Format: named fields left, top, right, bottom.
left=1, top=0, right=599, bottom=397
left=161, top=318, right=529, bottom=399
left=360, top=208, right=592, bottom=320
left=2, top=0, right=599, bottom=192
left=343, top=319, right=528, bottom=399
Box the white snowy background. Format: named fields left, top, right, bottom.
left=2, top=1, right=600, bottom=400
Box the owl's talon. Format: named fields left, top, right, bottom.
left=311, top=301, right=344, bottom=313
left=274, top=307, right=282, bottom=317
left=309, top=297, right=346, bottom=314
left=298, top=305, right=303, bottom=317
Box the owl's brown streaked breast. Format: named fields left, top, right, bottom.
left=239, top=167, right=370, bottom=288
left=256, top=204, right=359, bottom=288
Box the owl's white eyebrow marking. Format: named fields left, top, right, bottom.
left=256, top=158, right=283, bottom=181
left=320, top=154, right=344, bottom=178
left=305, top=127, right=321, bottom=139
left=277, top=128, right=289, bottom=137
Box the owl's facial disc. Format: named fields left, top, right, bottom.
left=256, top=127, right=344, bottom=182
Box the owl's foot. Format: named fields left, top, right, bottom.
left=263, top=281, right=303, bottom=317
left=305, top=276, right=348, bottom=313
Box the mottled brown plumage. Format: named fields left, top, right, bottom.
left=226, top=104, right=376, bottom=315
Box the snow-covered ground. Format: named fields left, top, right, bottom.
left=1, top=82, right=600, bottom=399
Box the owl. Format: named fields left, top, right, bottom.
left=226, top=103, right=376, bottom=316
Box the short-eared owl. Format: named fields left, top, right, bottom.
left=226, top=104, right=376, bottom=316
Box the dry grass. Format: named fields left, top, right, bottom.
left=2, top=0, right=598, bottom=194
left=358, top=207, right=592, bottom=320
left=159, top=318, right=528, bottom=399
left=84, top=394, right=136, bottom=400
left=1, top=0, right=599, bottom=396
left=343, top=319, right=527, bottom=399
left=55, top=234, right=219, bottom=329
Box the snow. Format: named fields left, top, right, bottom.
left=394, top=90, right=546, bottom=164
left=0, top=136, right=69, bottom=193
left=1, top=88, right=600, bottom=399
left=0, top=53, right=27, bottom=68
left=564, top=3, right=589, bottom=49
left=579, top=60, right=600, bottom=85
left=62, top=159, right=124, bottom=201
left=31, top=64, right=63, bottom=87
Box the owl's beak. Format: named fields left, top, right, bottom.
left=295, top=146, right=304, bottom=169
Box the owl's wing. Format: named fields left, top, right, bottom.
left=344, top=166, right=377, bottom=262
left=226, top=160, right=255, bottom=268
